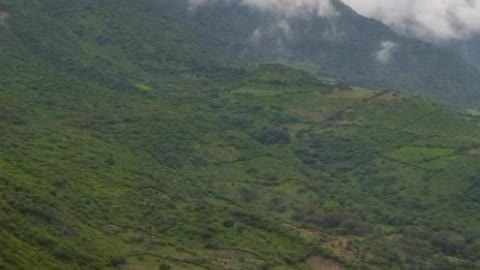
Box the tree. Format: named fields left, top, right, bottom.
left=159, top=263, right=171, bottom=270
left=255, top=127, right=291, bottom=144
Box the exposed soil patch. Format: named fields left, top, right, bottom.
left=306, top=255, right=342, bottom=270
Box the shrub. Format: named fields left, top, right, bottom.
left=51, top=176, right=68, bottom=188
left=109, top=256, right=127, bottom=268
left=254, top=127, right=290, bottom=145
left=223, top=220, right=235, bottom=228
left=257, top=263, right=271, bottom=270
left=159, top=263, right=171, bottom=270
left=105, top=156, right=116, bottom=166
left=229, top=115, right=253, bottom=129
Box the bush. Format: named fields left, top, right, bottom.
left=223, top=220, right=235, bottom=228
left=254, top=127, right=290, bottom=145
left=51, top=176, right=68, bottom=188
left=110, top=256, right=127, bottom=268
left=159, top=263, right=171, bottom=270
left=229, top=115, right=253, bottom=128
left=340, top=218, right=370, bottom=236
left=431, top=232, right=467, bottom=256
left=257, top=263, right=271, bottom=270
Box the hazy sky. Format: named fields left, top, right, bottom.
left=190, top=0, right=480, bottom=41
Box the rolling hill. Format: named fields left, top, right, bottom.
left=1, top=1, right=480, bottom=270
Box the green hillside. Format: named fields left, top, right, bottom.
left=4, top=0, right=480, bottom=107
left=2, top=1, right=480, bottom=270
left=187, top=0, right=480, bottom=107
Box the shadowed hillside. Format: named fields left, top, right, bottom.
left=184, top=0, right=480, bottom=107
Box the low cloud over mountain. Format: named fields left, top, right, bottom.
left=189, top=0, right=337, bottom=17
left=191, top=0, right=480, bottom=41
left=344, top=0, right=480, bottom=41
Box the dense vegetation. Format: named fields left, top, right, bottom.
left=2, top=1, right=480, bottom=270
left=447, top=37, right=480, bottom=70
left=186, top=0, right=480, bottom=108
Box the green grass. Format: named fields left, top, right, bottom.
left=2, top=1, right=480, bottom=270
left=387, top=146, right=455, bottom=163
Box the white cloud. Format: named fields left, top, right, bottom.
left=342, top=0, right=480, bottom=41
left=374, top=41, right=396, bottom=63
left=251, top=28, right=263, bottom=44
left=190, top=0, right=480, bottom=41
left=277, top=20, right=292, bottom=37
left=248, top=19, right=292, bottom=50
left=189, top=0, right=338, bottom=17
left=189, top=0, right=480, bottom=41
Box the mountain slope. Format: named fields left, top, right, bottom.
left=1, top=1, right=480, bottom=270
left=5, top=0, right=480, bottom=107
left=185, top=0, right=480, bottom=107
left=447, top=37, right=480, bottom=70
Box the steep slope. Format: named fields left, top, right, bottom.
left=2, top=1, right=480, bottom=270
left=447, top=37, right=480, bottom=70
left=5, top=0, right=480, bottom=107
left=0, top=0, right=238, bottom=93
left=184, top=0, right=480, bottom=107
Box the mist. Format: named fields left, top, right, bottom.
left=374, top=41, right=396, bottom=63
left=336, top=0, right=480, bottom=41
left=190, top=0, right=480, bottom=41
left=189, top=0, right=337, bottom=17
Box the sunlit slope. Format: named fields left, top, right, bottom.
left=2, top=64, right=480, bottom=269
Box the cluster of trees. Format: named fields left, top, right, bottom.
left=254, top=127, right=291, bottom=145
left=295, top=134, right=377, bottom=173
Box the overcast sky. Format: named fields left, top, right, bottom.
left=190, top=0, right=480, bottom=41
left=343, top=0, right=480, bottom=41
